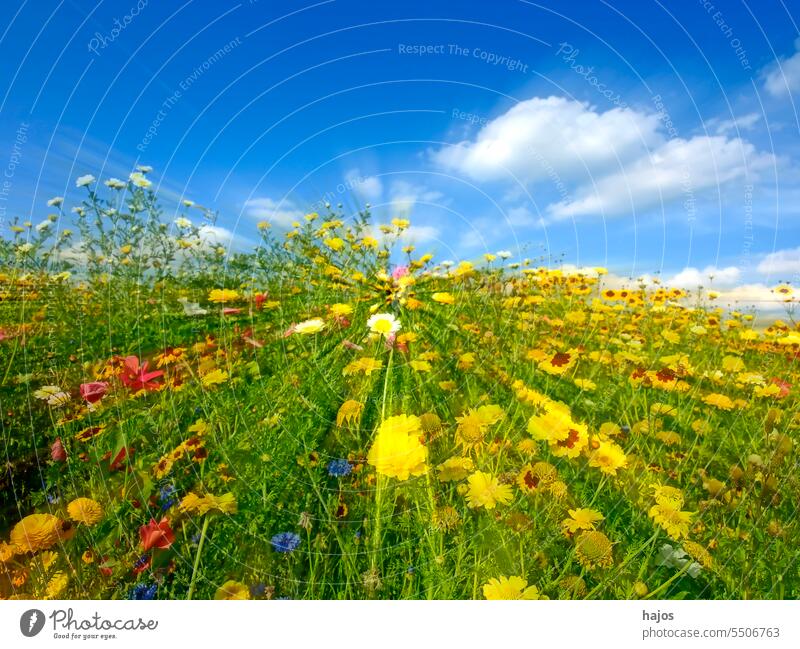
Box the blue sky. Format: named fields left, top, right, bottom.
left=2, top=0, right=800, bottom=300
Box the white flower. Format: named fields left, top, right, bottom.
left=136, top=165, right=153, bottom=173
left=71, top=207, right=85, bottom=216
left=129, top=172, right=151, bottom=188
left=441, top=260, right=454, bottom=268
left=17, top=243, right=33, bottom=253
left=75, top=174, right=95, bottom=187
left=656, top=544, right=702, bottom=579
left=177, top=297, right=208, bottom=316
left=182, top=199, right=195, bottom=207
left=293, top=318, right=326, bottom=334
left=496, top=250, right=512, bottom=259
left=174, top=217, right=192, bottom=228
left=366, top=313, right=401, bottom=337
left=47, top=196, right=64, bottom=207
left=33, top=385, right=70, bottom=407
left=35, top=220, right=51, bottom=232
left=105, top=178, right=126, bottom=190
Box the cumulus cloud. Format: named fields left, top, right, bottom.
left=345, top=168, right=383, bottom=201
left=757, top=247, right=800, bottom=275
left=243, top=197, right=303, bottom=227
left=433, top=95, right=773, bottom=220
left=667, top=265, right=741, bottom=289
left=711, top=112, right=761, bottom=135
left=389, top=180, right=445, bottom=215
left=434, top=96, right=661, bottom=183
left=763, top=38, right=800, bottom=97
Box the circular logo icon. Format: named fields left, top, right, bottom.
left=20, top=609, right=45, bottom=637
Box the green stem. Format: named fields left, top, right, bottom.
left=187, top=516, right=210, bottom=600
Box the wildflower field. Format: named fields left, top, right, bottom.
left=1, top=169, right=798, bottom=601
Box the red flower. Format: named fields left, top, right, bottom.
left=109, top=446, right=134, bottom=472
left=139, top=517, right=175, bottom=552
left=254, top=292, right=268, bottom=310
left=50, top=437, right=67, bottom=462
left=770, top=378, right=791, bottom=398
left=119, top=356, right=164, bottom=392
left=222, top=307, right=242, bottom=315
left=80, top=381, right=109, bottom=403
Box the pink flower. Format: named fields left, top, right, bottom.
left=51, top=437, right=67, bottom=462
left=392, top=265, right=409, bottom=280
left=119, top=356, right=164, bottom=392
left=80, top=381, right=109, bottom=403
left=222, top=307, right=242, bottom=315
left=342, top=340, right=363, bottom=351
left=139, top=517, right=175, bottom=552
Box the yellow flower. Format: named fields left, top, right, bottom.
left=431, top=292, right=455, bottom=305
left=329, top=303, right=353, bottom=317
left=703, top=392, right=736, bottom=410
left=367, top=415, right=428, bottom=481
left=561, top=508, right=604, bottom=535
left=44, top=571, right=69, bottom=599
left=215, top=580, right=250, bottom=599
left=649, top=502, right=693, bottom=539
left=0, top=542, right=17, bottom=563
left=180, top=492, right=237, bottom=515
left=294, top=317, right=326, bottom=334
left=366, top=312, right=401, bottom=337
left=437, top=456, right=474, bottom=482
left=482, top=576, right=545, bottom=600
left=466, top=471, right=513, bottom=509
left=67, top=498, right=103, bottom=526
left=588, top=440, right=627, bottom=475
left=575, top=530, right=614, bottom=570
left=336, top=400, right=363, bottom=426
left=409, top=360, right=432, bottom=372
left=10, top=514, right=68, bottom=553
left=201, top=368, right=229, bottom=387
left=324, top=237, right=344, bottom=251
left=457, top=352, right=475, bottom=370
left=208, top=288, right=240, bottom=303
left=343, top=357, right=382, bottom=376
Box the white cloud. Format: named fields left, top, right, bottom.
left=763, top=38, right=800, bottom=97
left=243, top=197, right=303, bottom=227
left=389, top=180, right=445, bottom=215
left=712, top=112, right=761, bottom=135
left=345, top=168, right=382, bottom=202
left=434, top=96, right=660, bottom=183
left=433, top=95, right=773, bottom=221
left=757, top=247, right=800, bottom=275
left=547, top=135, right=772, bottom=219
left=668, top=265, right=741, bottom=289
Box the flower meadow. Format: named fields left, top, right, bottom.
left=1, top=168, right=799, bottom=601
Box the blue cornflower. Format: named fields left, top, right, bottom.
left=158, top=484, right=177, bottom=511
left=270, top=531, right=301, bottom=553
left=327, top=459, right=352, bottom=477
left=129, top=583, right=157, bottom=600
